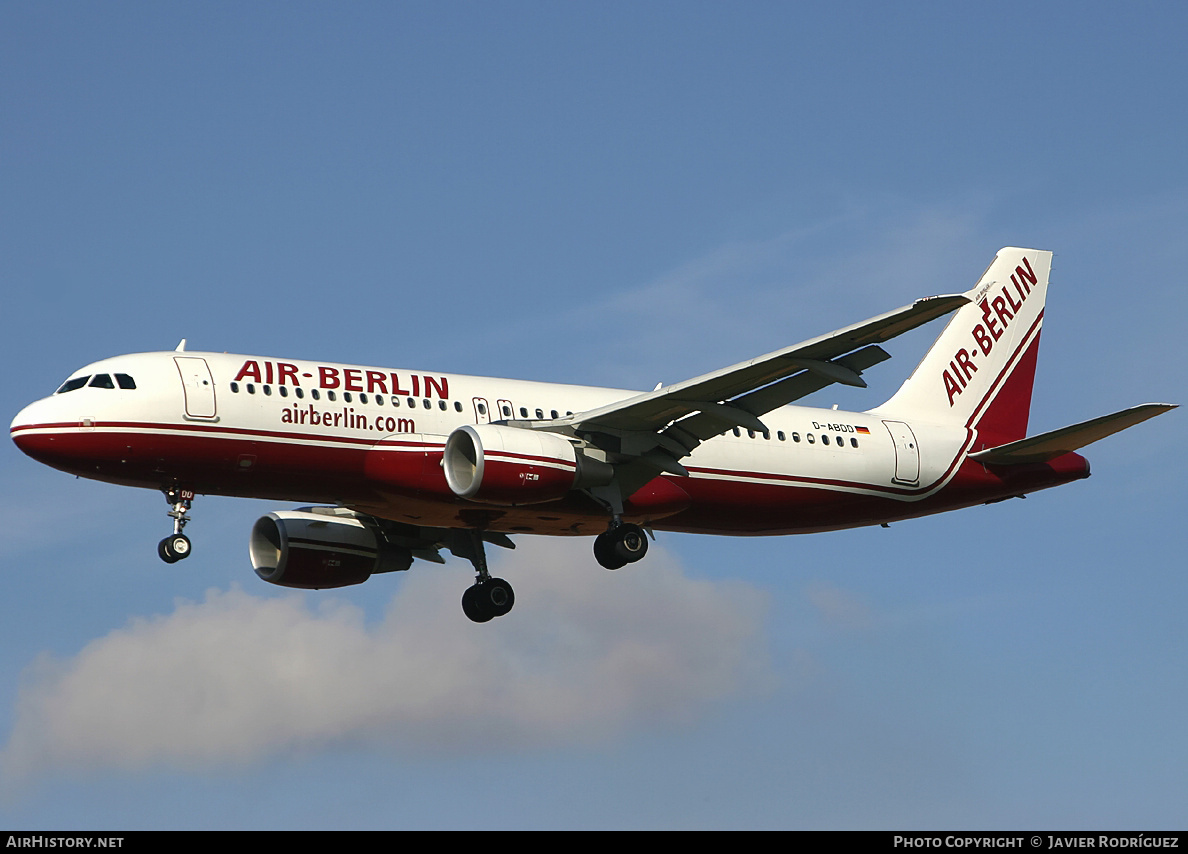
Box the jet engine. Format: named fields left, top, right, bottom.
left=443, top=423, right=612, bottom=505
left=249, top=509, right=412, bottom=589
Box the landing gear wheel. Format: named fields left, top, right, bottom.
left=158, top=533, right=191, bottom=564
left=462, top=578, right=515, bottom=623
left=483, top=577, right=515, bottom=617
left=594, top=523, right=648, bottom=569
left=462, top=585, right=493, bottom=623
left=613, top=523, right=648, bottom=563
left=594, top=531, right=628, bottom=569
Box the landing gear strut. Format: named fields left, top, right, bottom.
left=594, top=521, right=649, bottom=570
left=158, top=487, right=194, bottom=564
left=452, top=530, right=515, bottom=623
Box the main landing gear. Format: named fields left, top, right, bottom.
left=454, top=530, right=515, bottom=623
left=593, top=521, right=649, bottom=570
left=158, top=487, right=194, bottom=564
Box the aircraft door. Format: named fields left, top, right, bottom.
left=174, top=357, right=218, bottom=421
left=882, top=420, right=920, bottom=485
left=473, top=397, right=491, bottom=424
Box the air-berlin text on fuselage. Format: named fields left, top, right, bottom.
left=942, top=257, right=1038, bottom=406
left=233, top=360, right=449, bottom=399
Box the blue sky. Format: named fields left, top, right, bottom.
left=2, top=2, right=1185, bottom=829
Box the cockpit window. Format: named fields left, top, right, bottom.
left=56, top=376, right=90, bottom=393
left=55, top=372, right=137, bottom=393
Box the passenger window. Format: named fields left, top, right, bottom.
left=439, top=400, right=447, bottom=410
left=327, top=391, right=336, bottom=401
left=263, top=385, right=272, bottom=396
left=89, top=374, right=115, bottom=389
left=279, top=386, right=288, bottom=398
left=295, top=388, right=305, bottom=399
left=551, top=410, right=559, bottom=419
left=391, top=396, right=400, bottom=407
left=115, top=374, right=136, bottom=389
left=247, top=384, right=256, bottom=394
left=535, top=408, right=544, bottom=419
left=343, top=392, right=352, bottom=403
left=502, top=406, right=511, bottom=417
left=777, top=431, right=786, bottom=441
left=56, top=376, right=90, bottom=393
left=821, top=435, right=829, bottom=445
left=230, top=382, right=240, bottom=393
left=454, top=401, right=463, bottom=412
left=520, top=407, right=528, bottom=418
left=375, top=394, right=382, bottom=406
left=792, top=432, right=800, bottom=442
left=850, top=438, right=859, bottom=448
left=807, top=433, right=814, bottom=443
left=423, top=399, right=431, bottom=409
left=311, top=389, right=320, bottom=400
left=732, top=427, right=741, bottom=437
left=359, top=393, right=368, bottom=404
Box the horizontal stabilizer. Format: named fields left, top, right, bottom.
left=969, top=404, right=1177, bottom=465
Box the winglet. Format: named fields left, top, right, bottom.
left=175, top=338, right=187, bottom=352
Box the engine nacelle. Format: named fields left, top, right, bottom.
left=249, top=509, right=412, bottom=589
left=443, top=423, right=611, bottom=505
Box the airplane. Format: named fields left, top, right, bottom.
left=10, top=248, right=1176, bottom=623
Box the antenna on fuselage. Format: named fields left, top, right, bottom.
left=175, top=339, right=187, bottom=352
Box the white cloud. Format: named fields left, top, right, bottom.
left=804, top=581, right=876, bottom=632
left=0, top=537, right=769, bottom=781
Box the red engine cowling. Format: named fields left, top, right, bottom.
left=443, top=423, right=609, bottom=505
left=250, top=509, right=412, bottom=589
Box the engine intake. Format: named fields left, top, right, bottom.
left=443, top=423, right=611, bottom=505
left=250, top=509, right=412, bottom=589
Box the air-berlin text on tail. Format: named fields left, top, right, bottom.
left=233, top=360, right=450, bottom=399
left=943, top=256, right=1038, bottom=406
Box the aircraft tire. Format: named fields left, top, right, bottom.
left=611, top=523, right=648, bottom=564
left=484, top=577, right=515, bottom=617
left=463, top=580, right=515, bottom=622
left=158, top=534, right=191, bottom=563
left=462, top=585, right=493, bottom=623
left=593, top=531, right=628, bottom=570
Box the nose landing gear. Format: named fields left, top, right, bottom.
left=158, top=487, right=194, bottom=564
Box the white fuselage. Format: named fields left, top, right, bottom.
left=11, top=350, right=1082, bottom=539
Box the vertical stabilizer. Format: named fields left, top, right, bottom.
left=873, top=247, right=1052, bottom=446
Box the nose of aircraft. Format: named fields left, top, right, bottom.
left=10, top=397, right=60, bottom=461
left=11, top=400, right=38, bottom=454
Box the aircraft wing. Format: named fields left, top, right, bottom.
left=561, top=292, right=970, bottom=456
left=969, top=403, right=1178, bottom=465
